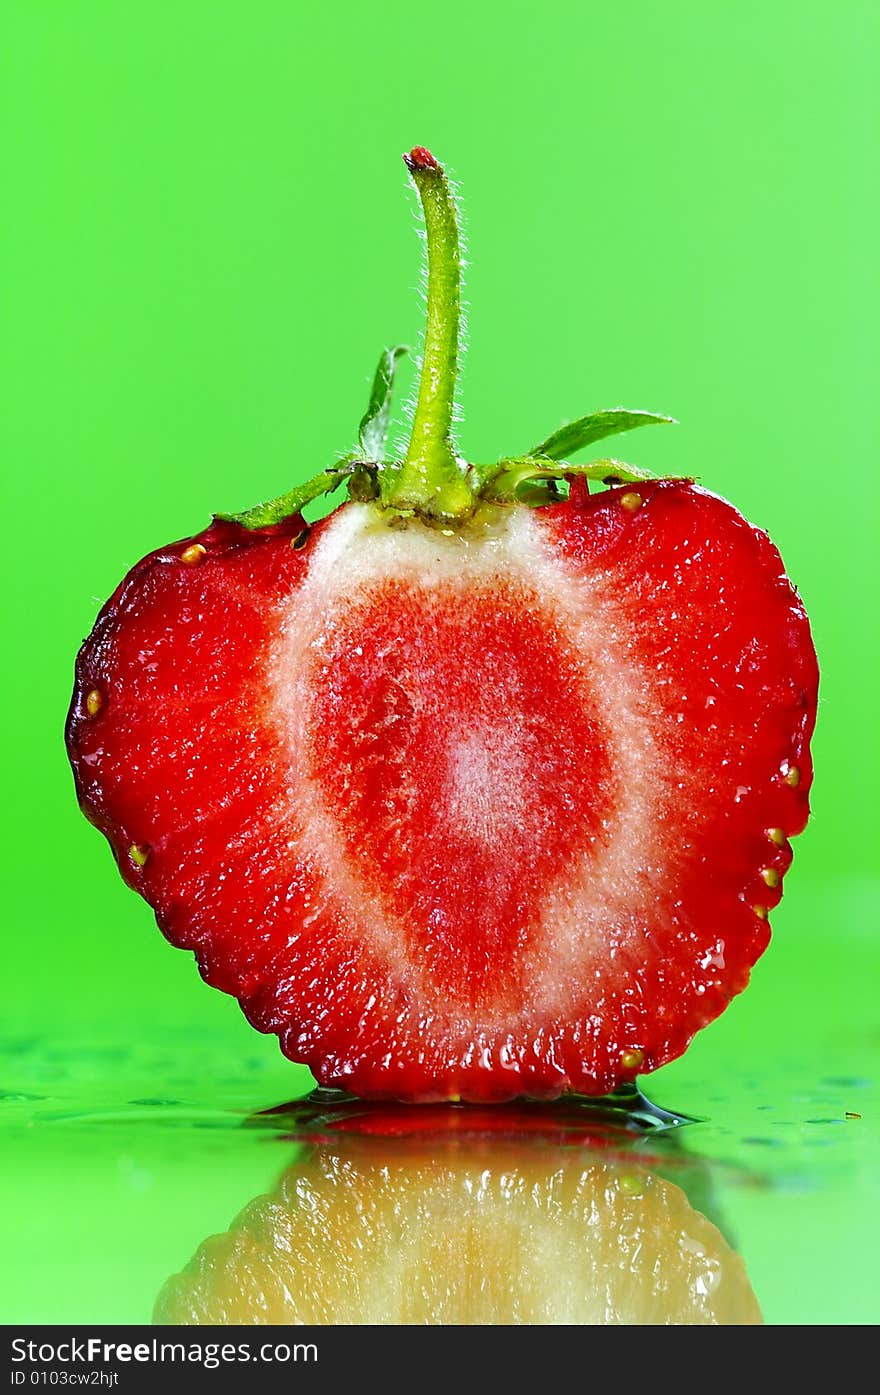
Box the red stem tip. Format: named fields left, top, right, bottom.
left=404, top=146, right=440, bottom=173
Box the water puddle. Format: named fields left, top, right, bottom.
left=1, top=1033, right=875, bottom=1324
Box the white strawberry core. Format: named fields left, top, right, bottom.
left=270, top=502, right=659, bottom=1027
left=446, top=726, right=528, bottom=847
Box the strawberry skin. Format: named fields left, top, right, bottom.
left=66, top=479, right=817, bottom=1102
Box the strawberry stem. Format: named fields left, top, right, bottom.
left=383, top=149, right=474, bottom=521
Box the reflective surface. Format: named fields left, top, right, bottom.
left=2, top=963, right=876, bottom=1326
left=156, top=1094, right=761, bottom=1326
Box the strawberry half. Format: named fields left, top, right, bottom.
left=66, top=148, right=818, bottom=1103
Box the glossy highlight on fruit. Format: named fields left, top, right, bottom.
left=66, top=148, right=818, bottom=1102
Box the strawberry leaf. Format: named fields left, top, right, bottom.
left=359, top=346, right=409, bottom=461
left=578, top=456, right=661, bottom=484
left=219, top=347, right=408, bottom=530
left=482, top=456, right=660, bottom=504
left=530, top=409, right=676, bottom=461
left=218, top=458, right=360, bottom=529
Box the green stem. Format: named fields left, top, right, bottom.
left=384, top=148, right=473, bottom=520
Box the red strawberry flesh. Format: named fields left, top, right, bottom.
left=67, top=480, right=817, bottom=1101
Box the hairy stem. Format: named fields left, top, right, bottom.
left=383, top=148, right=473, bottom=520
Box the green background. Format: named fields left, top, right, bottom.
left=1, top=0, right=877, bottom=1327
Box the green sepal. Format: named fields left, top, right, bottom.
left=358, top=346, right=409, bottom=460
left=218, top=456, right=365, bottom=530
left=481, top=455, right=660, bottom=504
left=219, top=345, right=408, bottom=530
left=529, top=408, right=676, bottom=461
left=506, top=479, right=562, bottom=507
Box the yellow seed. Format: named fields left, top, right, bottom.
left=181, top=543, right=206, bottom=566
left=761, top=867, right=780, bottom=888
left=783, top=763, right=801, bottom=788
left=620, top=491, right=643, bottom=513
left=291, top=529, right=310, bottom=551
left=753, top=904, right=769, bottom=920
left=766, top=827, right=785, bottom=846
left=129, top=844, right=149, bottom=867
left=86, top=688, right=103, bottom=716
left=618, top=1174, right=645, bottom=1197
left=621, top=1048, right=644, bottom=1070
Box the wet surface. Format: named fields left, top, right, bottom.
left=1, top=1021, right=876, bottom=1325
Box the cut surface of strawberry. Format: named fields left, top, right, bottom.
left=67, top=149, right=818, bottom=1102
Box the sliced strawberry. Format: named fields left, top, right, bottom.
left=67, top=480, right=816, bottom=1101
left=66, top=148, right=818, bottom=1102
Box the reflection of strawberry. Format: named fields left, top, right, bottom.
left=67, top=148, right=818, bottom=1102
left=154, top=1111, right=762, bottom=1325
